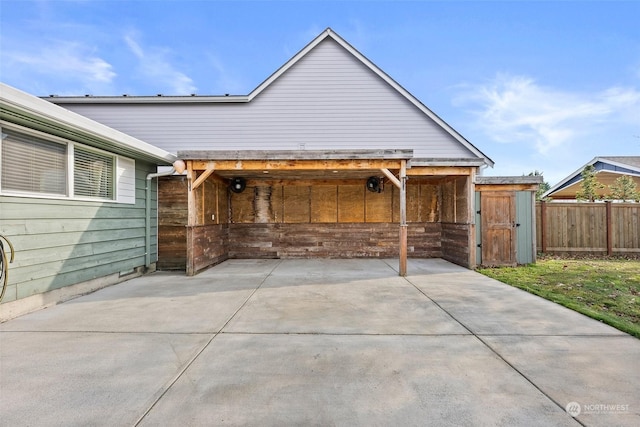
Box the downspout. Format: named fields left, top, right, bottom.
left=145, top=160, right=186, bottom=268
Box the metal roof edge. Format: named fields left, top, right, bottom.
left=46, top=94, right=249, bottom=104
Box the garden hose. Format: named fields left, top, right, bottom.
left=0, top=234, right=15, bottom=302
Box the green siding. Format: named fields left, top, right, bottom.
left=0, top=161, right=158, bottom=303
left=475, top=192, right=482, bottom=265
left=515, top=191, right=534, bottom=265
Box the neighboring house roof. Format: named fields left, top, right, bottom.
left=543, top=156, right=640, bottom=199
left=46, top=28, right=494, bottom=166
left=0, top=83, right=176, bottom=165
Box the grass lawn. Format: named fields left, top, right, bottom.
left=477, top=256, right=640, bottom=338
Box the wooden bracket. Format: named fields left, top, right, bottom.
left=191, top=163, right=216, bottom=190
left=380, top=168, right=401, bottom=189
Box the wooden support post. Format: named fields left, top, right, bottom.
left=186, top=161, right=197, bottom=226
left=540, top=201, right=547, bottom=254
left=606, top=201, right=613, bottom=256
left=399, top=160, right=408, bottom=276
left=186, top=161, right=197, bottom=276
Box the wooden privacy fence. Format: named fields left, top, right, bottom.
left=536, top=202, right=640, bottom=255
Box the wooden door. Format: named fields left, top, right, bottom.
left=481, top=191, right=516, bottom=266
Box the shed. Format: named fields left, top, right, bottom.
left=0, top=83, right=177, bottom=320
left=475, top=176, right=542, bottom=266
left=46, top=28, right=538, bottom=275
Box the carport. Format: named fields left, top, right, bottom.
left=158, top=150, right=486, bottom=276
left=182, top=149, right=411, bottom=276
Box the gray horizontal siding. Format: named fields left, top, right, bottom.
left=0, top=162, right=158, bottom=303
left=59, top=39, right=476, bottom=159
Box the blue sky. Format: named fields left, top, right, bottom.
left=1, top=1, right=639, bottom=185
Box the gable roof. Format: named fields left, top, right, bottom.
left=250, top=28, right=492, bottom=166
left=543, top=156, right=640, bottom=199
left=1, top=83, right=177, bottom=165
left=47, top=28, right=492, bottom=167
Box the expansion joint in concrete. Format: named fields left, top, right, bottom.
left=401, top=275, right=586, bottom=426
left=133, top=260, right=283, bottom=426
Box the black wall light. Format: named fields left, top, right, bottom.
left=230, top=177, right=247, bottom=193
left=366, top=176, right=382, bottom=193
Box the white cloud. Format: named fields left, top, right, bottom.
left=124, top=32, right=196, bottom=95
left=454, top=74, right=640, bottom=155
left=204, top=54, right=246, bottom=95
left=2, top=39, right=116, bottom=90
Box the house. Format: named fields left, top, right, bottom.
left=47, top=28, right=541, bottom=275
left=0, top=83, right=180, bottom=320
left=544, top=156, right=640, bottom=200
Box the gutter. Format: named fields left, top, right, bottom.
left=145, top=160, right=186, bottom=268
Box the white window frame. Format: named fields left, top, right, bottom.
left=0, top=123, right=136, bottom=204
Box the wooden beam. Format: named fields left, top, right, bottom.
left=179, top=149, right=413, bottom=161
left=380, top=168, right=401, bottom=189
left=407, top=166, right=472, bottom=176
left=399, top=160, right=407, bottom=276
left=475, top=184, right=539, bottom=192
left=186, top=161, right=197, bottom=227
left=191, top=165, right=216, bottom=190
left=190, top=159, right=403, bottom=171
left=186, top=161, right=197, bottom=276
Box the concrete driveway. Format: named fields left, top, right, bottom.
left=1, top=259, right=638, bottom=426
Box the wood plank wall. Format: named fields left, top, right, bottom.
left=229, top=223, right=442, bottom=259
left=441, top=223, right=471, bottom=266
left=158, top=176, right=188, bottom=270
left=230, top=182, right=441, bottom=224
left=158, top=175, right=229, bottom=270
left=186, top=224, right=229, bottom=275
left=440, top=177, right=471, bottom=267
left=158, top=175, right=476, bottom=270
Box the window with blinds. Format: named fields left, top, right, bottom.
left=73, top=147, right=114, bottom=199
left=1, top=129, right=67, bottom=195
left=1, top=127, right=132, bottom=202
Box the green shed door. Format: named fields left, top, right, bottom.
left=515, top=191, right=534, bottom=264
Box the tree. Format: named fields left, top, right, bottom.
left=575, top=165, right=605, bottom=202
left=527, top=170, right=550, bottom=201
left=608, top=175, right=639, bottom=202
